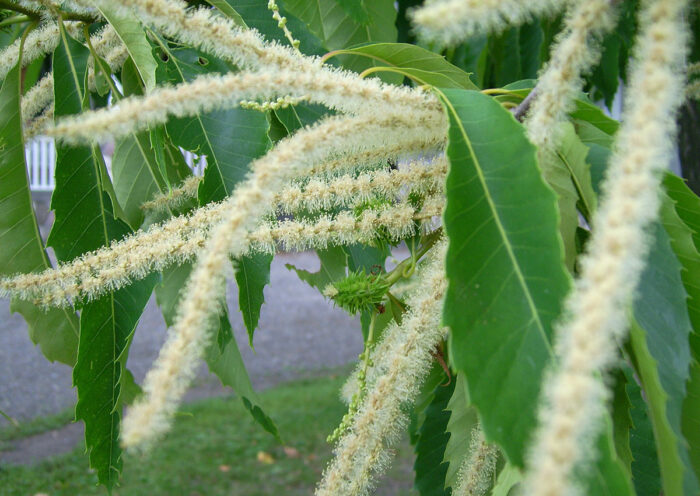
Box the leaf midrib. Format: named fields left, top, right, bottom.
left=437, top=88, right=554, bottom=357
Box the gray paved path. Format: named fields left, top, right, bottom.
left=0, top=251, right=364, bottom=433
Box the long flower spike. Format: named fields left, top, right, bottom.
left=525, top=0, right=618, bottom=149
left=410, top=0, right=562, bottom=46
left=523, top=0, right=690, bottom=494
left=316, top=240, right=448, bottom=496
left=49, top=69, right=444, bottom=143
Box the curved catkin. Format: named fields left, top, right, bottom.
left=525, top=0, right=617, bottom=150
left=0, top=197, right=442, bottom=306
left=21, top=73, right=53, bottom=122
left=49, top=69, right=443, bottom=144
left=144, top=157, right=446, bottom=215
left=453, top=425, right=499, bottom=496
left=120, top=112, right=447, bottom=450
left=410, top=0, right=562, bottom=46
left=20, top=24, right=125, bottom=126
left=316, top=241, right=448, bottom=496
left=523, top=0, right=690, bottom=495
left=0, top=22, right=59, bottom=81
left=140, top=175, right=202, bottom=213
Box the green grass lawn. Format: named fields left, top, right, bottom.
left=0, top=372, right=415, bottom=495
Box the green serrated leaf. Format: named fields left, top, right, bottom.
left=0, top=62, right=79, bottom=366
left=630, top=222, right=699, bottom=496
left=555, top=122, right=598, bottom=220
left=590, top=33, right=621, bottom=109
left=326, top=43, right=477, bottom=89
left=438, top=88, right=570, bottom=468
left=538, top=142, right=579, bottom=272
left=410, top=363, right=449, bottom=444
left=661, top=173, right=700, bottom=484
left=442, top=374, right=479, bottom=491
left=234, top=252, right=273, bottom=348
left=157, top=47, right=271, bottom=205
left=274, top=102, right=332, bottom=135
left=50, top=27, right=155, bottom=489
left=112, top=133, right=167, bottom=228
left=156, top=263, right=281, bottom=440
left=284, top=0, right=398, bottom=73
left=74, top=274, right=156, bottom=487
left=414, top=376, right=454, bottom=496
left=96, top=4, right=157, bottom=92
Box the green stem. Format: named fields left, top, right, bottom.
left=384, top=228, right=442, bottom=286
left=361, top=310, right=378, bottom=379
left=17, top=19, right=38, bottom=97
left=83, top=24, right=123, bottom=100
left=0, top=14, right=30, bottom=28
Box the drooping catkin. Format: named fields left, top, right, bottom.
left=1, top=191, right=443, bottom=307
left=140, top=175, right=202, bottom=213
left=0, top=22, right=59, bottom=80
left=21, top=73, right=53, bottom=122
left=525, top=0, right=617, bottom=150
left=49, top=68, right=443, bottom=143
left=453, top=425, right=499, bottom=496
left=410, top=0, right=562, bottom=46
left=144, top=157, right=446, bottom=215
left=316, top=240, right=448, bottom=496
left=523, top=0, right=690, bottom=495
left=120, top=112, right=447, bottom=450
left=20, top=24, right=125, bottom=127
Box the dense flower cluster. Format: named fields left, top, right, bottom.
left=0, top=0, right=694, bottom=494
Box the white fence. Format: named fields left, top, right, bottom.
left=25, top=137, right=207, bottom=192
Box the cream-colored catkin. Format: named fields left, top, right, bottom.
left=21, top=73, right=53, bottom=122
left=525, top=0, right=617, bottom=150
left=410, top=0, right=562, bottom=46
left=453, top=425, right=499, bottom=496
left=0, top=22, right=59, bottom=80
left=49, top=68, right=444, bottom=144
left=120, top=112, right=447, bottom=450
left=316, top=241, right=448, bottom=496
left=144, top=157, right=446, bottom=214
left=277, top=158, right=447, bottom=214
left=0, top=190, right=443, bottom=307
left=140, top=175, right=202, bottom=213
left=523, top=0, right=690, bottom=495
left=86, top=25, right=129, bottom=92
left=85, top=0, right=441, bottom=117
left=24, top=106, right=54, bottom=139
left=20, top=24, right=125, bottom=126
